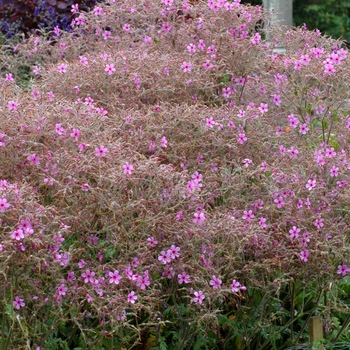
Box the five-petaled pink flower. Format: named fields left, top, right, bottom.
left=237, top=133, right=247, bottom=144
left=193, top=290, right=205, bottom=304
left=27, top=153, right=40, bottom=165
left=82, top=269, right=95, bottom=283
left=209, top=275, right=222, bottom=289
left=158, top=250, right=171, bottom=264
left=70, top=128, right=80, bottom=141
left=109, top=270, right=122, bottom=284
left=105, top=63, right=116, bottom=75
left=167, top=245, right=180, bottom=260
left=11, top=229, right=24, bottom=240
left=306, top=178, right=316, bottom=191
left=178, top=272, right=191, bottom=284
left=58, top=63, right=68, bottom=73
left=127, top=291, right=138, bottom=304
left=193, top=212, right=205, bottom=225
left=242, top=210, right=254, bottom=222
left=95, top=145, right=108, bottom=158
left=71, top=3, right=79, bottom=13
left=314, top=218, right=324, bottom=230
left=57, top=284, right=68, bottom=296
left=123, top=162, right=134, bottom=175
left=8, top=100, right=19, bottom=111
left=300, top=250, right=309, bottom=262
left=0, top=198, right=11, bottom=212
left=330, top=166, right=339, bottom=177
left=289, top=226, right=301, bottom=239
left=231, top=279, right=246, bottom=292
left=181, top=61, right=192, bottom=72
left=13, top=296, right=25, bottom=310
left=55, top=123, right=66, bottom=136
left=337, top=263, right=350, bottom=277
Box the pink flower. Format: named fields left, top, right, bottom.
left=103, top=31, right=111, bottom=40
left=330, top=166, right=339, bottom=177
left=187, top=43, right=196, bottom=53
left=71, top=3, right=79, bottom=13
left=289, top=226, right=301, bottom=239
left=337, top=263, right=350, bottom=277
left=11, top=229, right=24, bottom=240
left=300, top=250, right=309, bottom=262
left=193, top=212, right=205, bottom=225
left=95, top=145, right=108, bottom=158
left=70, top=128, right=80, bottom=141
left=8, top=100, right=19, bottom=111
left=274, top=196, right=285, bottom=209
left=259, top=217, right=267, bottom=228
left=105, top=64, right=116, bottom=75
left=306, top=178, right=316, bottom=191
left=161, top=136, right=168, bottom=148
left=202, top=60, right=213, bottom=70
left=161, top=23, right=172, bottom=32
left=324, top=63, right=335, bottom=75
left=209, top=275, right=222, bottom=289
left=243, top=158, right=252, bottom=167
left=56, top=284, right=68, bottom=296
left=78, top=143, right=90, bottom=152
left=93, top=6, right=103, bottom=15
left=271, top=94, right=281, bottom=106
left=242, top=210, right=254, bottom=222
left=158, top=250, right=172, bottom=264
left=325, top=148, right=336, bottom=158
left=299, top=123, right=309, bottom=135
left=288, top=114, right=299, bottom=128
left=0, top=198, right=11, bottom=212
left=123, top=162, right=134, bottom=175
left=193, top=290, right=205, bottom=304
left=127, top=291, right=138, bottom=304
left=206, top=117, right=215, bottom=128
left=288, top=147, right=299, bottom=158
left=5, top=73, right=14, bottom=81
left=231, top=279, right=246, bottom=292
left=181, top=61, right=192, bottom=72
left=198, top=39, right=206, bottom=50
left=109, top=270, right=122, bottom=284
left=13, top=296, right=25, bottom=310
left=58, top=63, right=68, bottom=73
left=136, top=271, right=150, bottom=290
left=178, top=272, right=191, bottom=284
left=314, top=218, right=324, bottom=229
left=258, top=103, right=268, bottom=113
left=123, top=24, right=131, bottom=31
left=82, top=269, right=95, bottom=283
left=55, top=123, right=66, bottom=136
left=222, top=87, right=232, bottom=98
left=237, top=133, right=247, bottom=144
left=27, top=153, right=40, bottom=165
left=167, top=245, right=180, bottom=260
left=147, top=236, right=158, bottom=247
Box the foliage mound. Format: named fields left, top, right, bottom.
left=0, top=0, right=350, bottom=349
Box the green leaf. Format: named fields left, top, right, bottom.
left=322, top=119, right=328, bottom=130
left=331, top=139, right=340, bottom=151
left=104, top=247, right=116, bottom=259
left=220, top=74, right=232, bottom=84
left=332, top=111, right=339, bottom=122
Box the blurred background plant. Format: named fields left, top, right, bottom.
left=0, top=0, right=349, bottom=349
left=246, top=0, right=350, bottom=42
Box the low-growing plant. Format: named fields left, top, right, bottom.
left=0, top=0, right=350, bottom=349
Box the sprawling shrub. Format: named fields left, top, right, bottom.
left=0, top=0, right=349, bottom=348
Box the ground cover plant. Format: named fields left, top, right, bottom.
left=0, top=0, right=350, bottom=349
